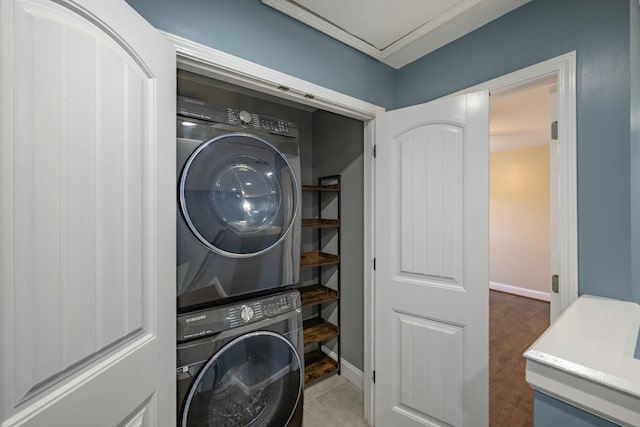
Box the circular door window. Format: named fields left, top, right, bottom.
left=181, top=332, right=303, bottom=427
left=180, top=133, right=298, bottom=257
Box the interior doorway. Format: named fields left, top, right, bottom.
left=489, top=81, right=556, bottom=303
left=488, top=80, right=554, bottom=425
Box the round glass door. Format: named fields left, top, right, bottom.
left=181, top=332, right=303, bottom=427
left=179, top=133, right=298, bottom=257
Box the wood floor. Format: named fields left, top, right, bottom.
left=490, top=290, right=550, bottom=427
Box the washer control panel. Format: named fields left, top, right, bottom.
left=227, top=293, right=294, bottom=327
left=263, top=293, right=293, bottom=317
left=176, top=290, right=300, bottom=342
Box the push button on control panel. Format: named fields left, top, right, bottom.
left=264, top=295, right=293, bottom=317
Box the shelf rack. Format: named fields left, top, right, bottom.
left=299, top=175, right=341, bottom=387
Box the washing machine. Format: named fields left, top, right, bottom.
left=177, top=289, right=304, bottom=427
left=177, top=96, right=301, bottom=312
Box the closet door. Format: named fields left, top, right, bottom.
left=0, top=0, right=175, bottom=425
left=375, top=92, right=489, bottom=426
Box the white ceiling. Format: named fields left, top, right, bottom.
left=262, top=0, right=530, bottom=69
left=490, top=82, right=556, bottom=152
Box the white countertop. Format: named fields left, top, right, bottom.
left=524, top=295, right=640, bottom=426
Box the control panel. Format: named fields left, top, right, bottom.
left=177, top=96, right=299, bottom=137
left=226, top=108, right=297, bottom=137
left=176, top=291, right=298, bottom=341
left=226, top=293, right=294, bottom=327
left=263, top=293, right=294, bottom=317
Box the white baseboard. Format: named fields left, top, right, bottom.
left=321, top=345, right=364, bottom=390
left=490, top=281, right=550, bottom=302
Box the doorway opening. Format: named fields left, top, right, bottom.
left=488, top=80, right=554, bottom=425
left=175, top=65, right=371, bottom=425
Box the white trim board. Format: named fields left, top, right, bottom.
left=164, top=31, right=385, bottom=121
left=490, top=281, right=550, bottom=302
left=321, top=345, right=364, bottom=391
left=363, top=118, right=376, bottom=423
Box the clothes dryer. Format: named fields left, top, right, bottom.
left=176, top=289, right=304, bottom=427
left=177, top=97, right=301, bottom=312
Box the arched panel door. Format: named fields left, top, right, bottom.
left=0, top=0, right=175, bottom=425
left=180, top=133, right=298, bottom=257
left=182, top=332, right=303, bottom=427
left=375, top=92, right=489, bottom=426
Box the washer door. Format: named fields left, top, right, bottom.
left=180, top=133, right=298, bottom=257
left=181, top=331, right=303, bottom=427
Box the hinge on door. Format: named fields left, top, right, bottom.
left=551, top=121, right=558, bottom=140
left=373, top=145, right=376, bottom=158
left=373, top=370, right=376, bottom=384
left=552, top=274, right=559, bottom=293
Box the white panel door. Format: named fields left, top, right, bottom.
left=0, top=0, right=175, bottom=425
left=375, top=92, right=489, bottom=426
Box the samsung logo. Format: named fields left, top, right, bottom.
left=184, top=98, right=204, bottom=106
left=185, top=314, right=206, bottom=323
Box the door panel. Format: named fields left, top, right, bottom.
left=1, top=0, right=175, bottom=425
left=375, top=92, right=489, bottom=426
left=396, top=313, right=464, bottom=426
left=399, top=124, right=463, bottom=284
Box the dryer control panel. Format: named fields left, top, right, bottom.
left=177, top=96, right=299, bottom=138
left=176, top=290, right=300, bottom=342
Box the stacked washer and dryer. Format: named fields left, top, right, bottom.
left=175, top=96, right=304, bottom=427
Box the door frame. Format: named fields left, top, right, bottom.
left=165, top=32, right=382, bottom=417
left=164, top=32, right=577, bottom=424
left=450, top=51, right=578, bottom=323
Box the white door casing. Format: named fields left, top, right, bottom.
left=0, top=0, right=175, bottom=425
left=453, top=52, right=578, bottom=320
left=375, top=92, right=489, bottom=426
left=549, top=87, right=561, bottom=321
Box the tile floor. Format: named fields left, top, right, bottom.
left=303, top=375, right=370, bottom=426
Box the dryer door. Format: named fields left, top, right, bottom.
left=179, top=133, right=298, bottom=257
left=181, top=331, right=303, bottom=427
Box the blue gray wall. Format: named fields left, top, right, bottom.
left=534, top=392, right=619, bottom=427
left=397, top=0, right=634, bottom=302
left=631, top=0, right=640, bottom=305
left=125, top=0, right=397, bottom=109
